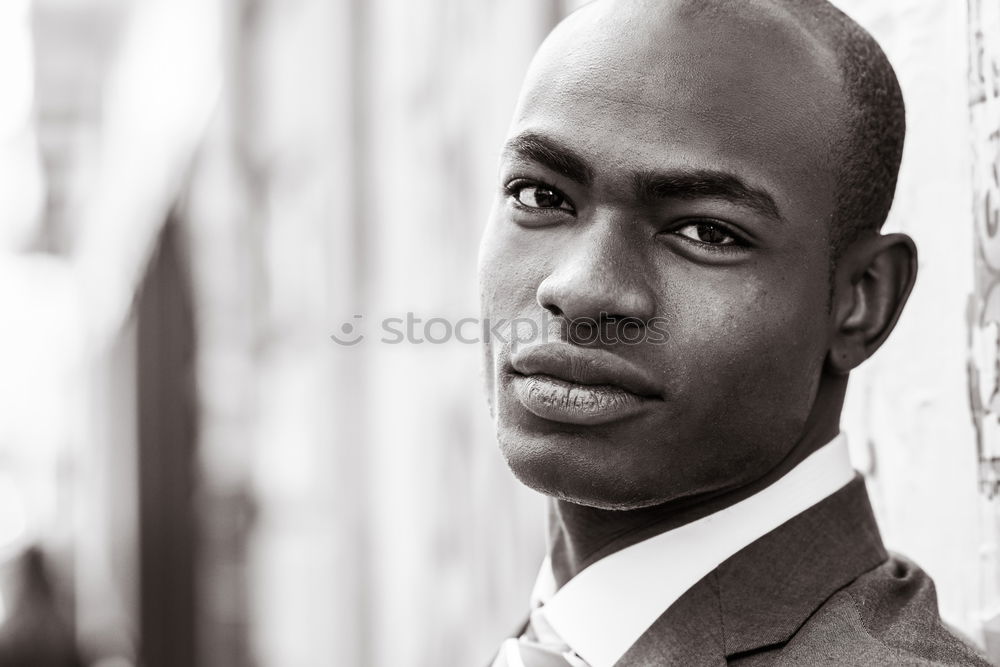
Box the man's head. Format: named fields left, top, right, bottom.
left=478, top=0, right=915, bottom=510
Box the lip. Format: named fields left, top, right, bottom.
left=508, top=343, right=662, bottom=425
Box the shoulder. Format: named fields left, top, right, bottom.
left=731, top=555, right=994, bottom=666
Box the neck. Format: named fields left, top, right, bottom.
left=547, top=374, right=847, bottom=588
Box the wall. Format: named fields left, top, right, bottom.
left=186, top=2, right=560, bottom=665
left=832, top=0, right=997, bottom=653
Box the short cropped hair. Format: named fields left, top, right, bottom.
left=782, top=0, right=906, bottom=256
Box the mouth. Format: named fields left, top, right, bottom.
left=507, top=343, right=662, bottom=426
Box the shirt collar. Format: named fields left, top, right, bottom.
left=529, top=433, right=854, bottom=667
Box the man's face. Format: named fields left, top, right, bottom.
left=479, top=0, right=847, bottom=510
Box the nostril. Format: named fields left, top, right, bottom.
left=544, top=303, right=564, bottom=318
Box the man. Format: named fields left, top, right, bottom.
left=478, top=0, right=993, bottom=665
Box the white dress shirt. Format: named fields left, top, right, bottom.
left=524, top=433, right=855, bottom=667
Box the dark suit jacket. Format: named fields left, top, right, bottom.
left=505, top=476, right=994, bottom=666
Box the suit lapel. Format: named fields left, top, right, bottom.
left=617, top=569, right=728, bottom=666
left=617, top=475, right=887, bottom=665
left=718, top=475, right=887, bottom=655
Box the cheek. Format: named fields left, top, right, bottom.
left=664, top=266, right=830, bottom=436
left=478, top=207, right=548, bottom=403
left=670, top=248, right=830, bottom=355
left=478, top=209, right=550, bottom=321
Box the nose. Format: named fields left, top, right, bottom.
left=536, top=222, right=657, bottom=326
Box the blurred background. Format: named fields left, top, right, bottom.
left=2, top=0, right=1000, bottom=665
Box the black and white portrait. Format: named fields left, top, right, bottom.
left=1, top=0, right=999, bottom=666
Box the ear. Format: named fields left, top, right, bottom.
left=827, top=233, right=917, bottom=374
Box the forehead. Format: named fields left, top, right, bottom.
left=509, top=0, right=846, bottom=220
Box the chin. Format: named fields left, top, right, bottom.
left=496, top=428, right=686, bottom=511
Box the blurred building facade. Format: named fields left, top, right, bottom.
left=2, top=0, right=1000, bottom=666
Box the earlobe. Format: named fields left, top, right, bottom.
left=826, top=233, right=917, bottom=374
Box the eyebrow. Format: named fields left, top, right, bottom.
left=632, top=169, right=785, bottom=223
left=502, top=132, right=594, bottom=186
left=502, top=131, right=785, bottom=223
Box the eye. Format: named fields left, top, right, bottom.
left=506, top=181, right=575, bottom=213
left=674, top=221, right=739, bottom=246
